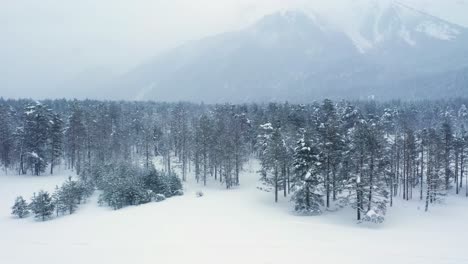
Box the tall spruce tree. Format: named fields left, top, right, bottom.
left=291, top=132, right=324, bottom=214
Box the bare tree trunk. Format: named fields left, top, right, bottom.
left=203, top=153, right=207, bottom=186
left=455, top=149, right=459, bottom=194
left=460, top=145, right=464, bottom=189
left=326, top=155, right=330, bottom=208
left=283, top=163, right=286, bottom=197
left=167, top=151, right=171, bottom=175
left=420, top=144, right=424, bottom=200
left=368, top=151, right=374, bottom=211
left=50, top=156, right=54, bottom=175
left=274, top=165, right=278, bottom=203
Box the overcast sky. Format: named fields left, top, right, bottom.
left=2, top=0, right=468, bottom=98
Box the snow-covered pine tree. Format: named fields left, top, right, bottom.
left=52, top=185, right=67, bottom=216
left=257, top=121, right=288, bottom=202
left=291, top=131, right=324, bottom=215
left=30, top=190, right=55, bottom=221
left=143, top=168, right=171, bottom=198
left=0, top=105, right=14, bottom=172
left=317, top=99, right=343, bottom=208
left=361, top=116, right=389, bottom=223
left=65, top=104, right=87, bottom=174
left=11, top=196, right=30, bottom=218
left=49, top=113, right=64, bottom=175
left=22, top=103, right=52, bottom=175
left=166, top=171, right=183, bottom=196
left=346, top=115, right=389, bottom=223
left=57, top=177, right=82, bottom=214
left=441, top=112, right=454, bottom=191
left=197, top=114, right=212, bottom=186
left=425, top=128, right=447, bottom=211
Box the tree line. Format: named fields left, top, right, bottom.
left=257, top=100, right=468, bottom=223
left=2, top=98, right=468, bottom=223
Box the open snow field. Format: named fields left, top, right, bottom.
left=1, top=160, right=468, bottom=264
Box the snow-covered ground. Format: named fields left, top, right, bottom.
left=1, top=160, right=467, bottom=264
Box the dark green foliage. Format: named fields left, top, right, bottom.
left=30, top=190, right=55, bottom=221
left=98, top=162, right=183, bottom=210
left=52, top=177, right=93, bottom=215
left=22, top=104, right=53, bottom=175
left=11, top=196, right=29, bottom=218
left=167, top=172, right=183, bottom=196
left=49, top=113, right=64, bottom=175
left=0, top=105, right=14, bottom=170
left=291, top=135, right=324, bottom=215
left=143, top=169, right=171, bottom=197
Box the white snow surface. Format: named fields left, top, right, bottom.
left=1, top=160, right=468, bottom=264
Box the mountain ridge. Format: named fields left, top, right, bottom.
left=110, top=2, right=468, bottom=102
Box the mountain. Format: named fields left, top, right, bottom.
left=112, top=1, right=468, bottom=102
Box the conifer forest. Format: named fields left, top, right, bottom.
left=2, top=98, right=468, bottom=224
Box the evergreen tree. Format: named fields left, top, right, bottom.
left=347, top=117, right=388, bottom=223
left=317, top=99, right=343, bottom=207
left=57, top=177, right=82, bottom=214
left=0, top=105, right=14, bottom=172
left=22, top=103, right=52, bottom=175
left=65, top=105, right=87, bottom=174
left=291, top=132, right=324, bottom=214
left=49, top=113, right=64, bottom=175
left=441, top=117, right=453, bottom=191
left=258, top=121, right=287, bottom=202
left=11, top=196, right=30, bottom=218
left=30, top=190, right=55, bottom=221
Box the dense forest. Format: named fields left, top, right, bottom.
left=1, top=98, right=468, bottom=223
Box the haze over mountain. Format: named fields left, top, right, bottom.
left=2, top=0, right=468, bottom=101
left=110, top=1, right=468, bottom=102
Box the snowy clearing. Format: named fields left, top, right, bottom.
left=1, top=160, right=467, bottom=264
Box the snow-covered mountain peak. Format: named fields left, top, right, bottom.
left=414, top=20, right=461, bottom=40
left=114, top=1, right=468, bottom=102
left=355, top=0, right=465, bottom=49
left=251, top=9, right=328, bottom=34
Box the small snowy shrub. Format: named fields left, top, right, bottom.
left=155, top=194, right=166, bottom=202
left=173, top=189, right=184, bottom=196
left=196, top=191, right=204, bottom=198
left=291, top=188, right=323, bottom=216
left=361, top=209, right=385, bottom=224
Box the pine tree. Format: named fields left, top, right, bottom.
left=57, top=177, right=82, bottom=214
left=65, top=105, right=87, bottom=174
left=49, top=113, right=64, bottom=175
left=291, top=132, right=324, bottom=214
left=11, top=196, right=30, bottom=218
left=0, top=105, right=14, bottom=172
left=30, top=190, right=55, bottom=221
left=347, top=116, right=388, bottom=223
left=317, top=99, right=343, bottom=208
left=258, top=121, right=287, bottom=202
left=52, top=186, right=67, bottom=216
left=425, top=129, right=447, bottom=211
left=197, top=114, right=212, bottom=186
left=441, top=112, right=453, bottom=191
left=22, top=103, right=52, bottom=175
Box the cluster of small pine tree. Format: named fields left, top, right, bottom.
left=95, top=162, right=183, bottom=210
left=11, top=177, right=93, bottom=221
